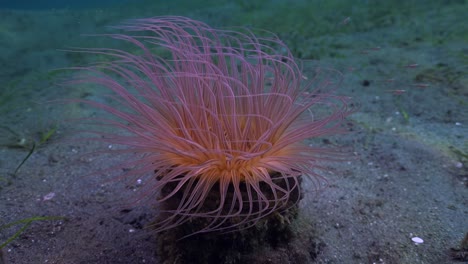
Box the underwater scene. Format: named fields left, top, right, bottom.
left=0, top=0, right=467, bottom=263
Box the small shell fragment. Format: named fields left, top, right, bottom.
left=412, top=237, right=424, bottom=244
left=43, top=192, right=55, bottom=201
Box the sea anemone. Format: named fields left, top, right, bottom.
left=72, top=16, right=353, bottom=236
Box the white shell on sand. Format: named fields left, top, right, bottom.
left=412, top=237, right=424, bottom=244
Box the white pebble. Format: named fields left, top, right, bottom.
left=412, top=237, right=424, bottom=244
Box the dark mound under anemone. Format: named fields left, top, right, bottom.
left=155, top=173, right=309, bottom=264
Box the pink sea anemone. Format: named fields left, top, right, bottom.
left=72, top=16, right=353, bottom=235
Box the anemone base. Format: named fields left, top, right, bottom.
left=154, top=174, right=320, bottom=264
left=156, top=205, right=300, bottom=264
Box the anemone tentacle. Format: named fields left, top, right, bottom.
left=75, top=16, right=354, bottom=234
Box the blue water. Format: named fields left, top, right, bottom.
left=0, top=0, right=136, bottom=9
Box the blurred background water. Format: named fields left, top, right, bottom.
left=0, top=0, right=137, bottom=9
